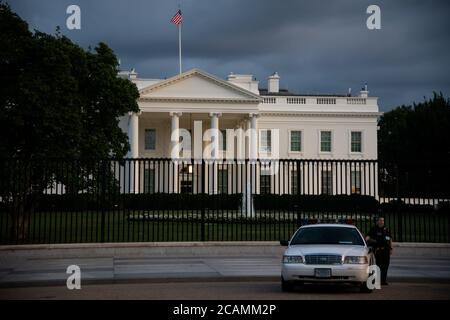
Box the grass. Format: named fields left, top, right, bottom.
left=0, top=209, right=448, bottom=244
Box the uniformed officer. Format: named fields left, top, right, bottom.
left=365, top=216, right=393, bottom=285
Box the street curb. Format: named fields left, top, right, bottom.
left=2, top=242, right=449, bottom=259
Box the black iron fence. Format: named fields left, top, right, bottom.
left=0, top=158, right=449, bottom=244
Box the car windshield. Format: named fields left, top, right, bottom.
left=290, top=226, right=365, bottom=246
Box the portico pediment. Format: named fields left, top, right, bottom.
left=138, top=69, right=262, bottom=104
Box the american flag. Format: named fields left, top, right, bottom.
left=171, top=10, right=182, bottom=25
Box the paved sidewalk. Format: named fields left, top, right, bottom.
left=1, top=243, right=449, bottom=287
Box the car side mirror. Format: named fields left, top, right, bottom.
left=280, top=240, right=289, bottom=246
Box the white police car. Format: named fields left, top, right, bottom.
left=280, top=221, right=376, bottom=292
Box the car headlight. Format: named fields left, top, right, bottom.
left=283, top=255, right=304, bottom=264
left=344, top=256, right=368, bottom=264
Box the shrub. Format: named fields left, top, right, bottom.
left=253, top=194, right=379, bottom=213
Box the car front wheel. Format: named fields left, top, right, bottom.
left=360, top=281, right=374, bottom=293
left=281, top=277, right=295, bottom=292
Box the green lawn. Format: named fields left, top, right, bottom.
left=0, top=209, right=448, bottom=244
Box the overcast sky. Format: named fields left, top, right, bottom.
left=8, top=0, right=450, bottom=111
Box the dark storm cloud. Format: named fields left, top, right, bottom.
left=8, top=0, right=450, bottom=111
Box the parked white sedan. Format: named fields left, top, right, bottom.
left=280, top=223, right=376, bottom=292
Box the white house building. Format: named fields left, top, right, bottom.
left=117, top=68, right=381, bottom=199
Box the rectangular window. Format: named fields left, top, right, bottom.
left=320, top=131, right=332, bottom=152
left=321, top=170, right=333, bottom=195
left=144, top=168, right=155, bottom=193
left=219, top=129, right=227, bottom=151
left=144, top=129, right=156, bottom=150
left=291, top=170, right=301, bottom=194
left=351, top=131, right=362, bottom=153
left=260, top=130, right=272, bottom=153
left=351, top=170, right=361, bottom=194
left=290, top=131, right=302, bottom=152
left=260, top=174, right=271, bottom=194
left=218, top=169, right=228, bottom=194
left=180, top=165, right=193, bottom=194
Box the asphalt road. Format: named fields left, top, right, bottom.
left=1, top=280, right=449, bottom=300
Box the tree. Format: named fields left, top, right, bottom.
left=378, top=92, right=450, bottom=197
left=0, top=3, right=139, bottom=241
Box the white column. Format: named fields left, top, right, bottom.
left=245, top=118, right=250, bottom=159
left=209, top=112, right=221, bottom=159
left=209, top=112, right=221, bottom=194
left=249, top=113, right=258, bottom=161
left=170, top=112, right=182, bottom=193
left=170, top=112, right=182, bottom=159
left=128, top=112, right=139, bottom=158
left=244, top=114, right=258, bottom=217
left=128, top=112, right=140, bottom=193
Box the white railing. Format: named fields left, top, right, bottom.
left=260, top=96, right=374, bottom=107
left=347, top=98, right=367, bottom=105
left=317, top=97, right=336, bottom=105
left=263, top=97, right=276, bottom=104
left=287, top=97, right=306, bottom=104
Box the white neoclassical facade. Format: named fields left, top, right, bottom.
left=119, top=68, right=380, bottom=160
left=118, top=68, right=381, bottom=199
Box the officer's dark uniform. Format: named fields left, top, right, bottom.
left=367, top=225, right=392, bottom=284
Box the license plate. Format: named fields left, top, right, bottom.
left=314, top=268, right=332, bottom=278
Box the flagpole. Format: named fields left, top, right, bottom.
left=178, top=22, right=182, bottom=74
left=171, top=7, right=182, bottom=74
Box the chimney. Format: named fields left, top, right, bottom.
left=227, top=72, right=259, bottom=94
left=129, top=68, right=138, bottom=80
left=268, top=72, right=280, bottom=93
left=359, top=83, right=369, bottom=98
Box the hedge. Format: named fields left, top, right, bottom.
left=121, top=193, right=242, bottom=210
left=253, top=194, right=380, bottom=213
left=31, top=193, right=243, bottom=211
left=1, top=193, right=448, bottom=214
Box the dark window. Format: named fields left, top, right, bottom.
left=351, top=170, right=361, bottom=194
left=290, top=131, right=302, bottom=152
left=321, top=170, right=333, bottom=195
left=144, top=168, right=155, bottom=193
left=220, top=129, right=227, bottom=151
left=351, top=131, right=362, bottom=152
left=291, top=170, right=301, bottom=194
left=260, top=174, right=271, bottom=194
left=218, top=169, right=228, bottom=194
left=320, top=131, right=332, bottom=152
left=180, top=165, right=193, bottom=194
left=145, top=129, right=156, bottom=150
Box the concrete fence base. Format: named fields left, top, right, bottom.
left=1, top=241, right=449, bottom=259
